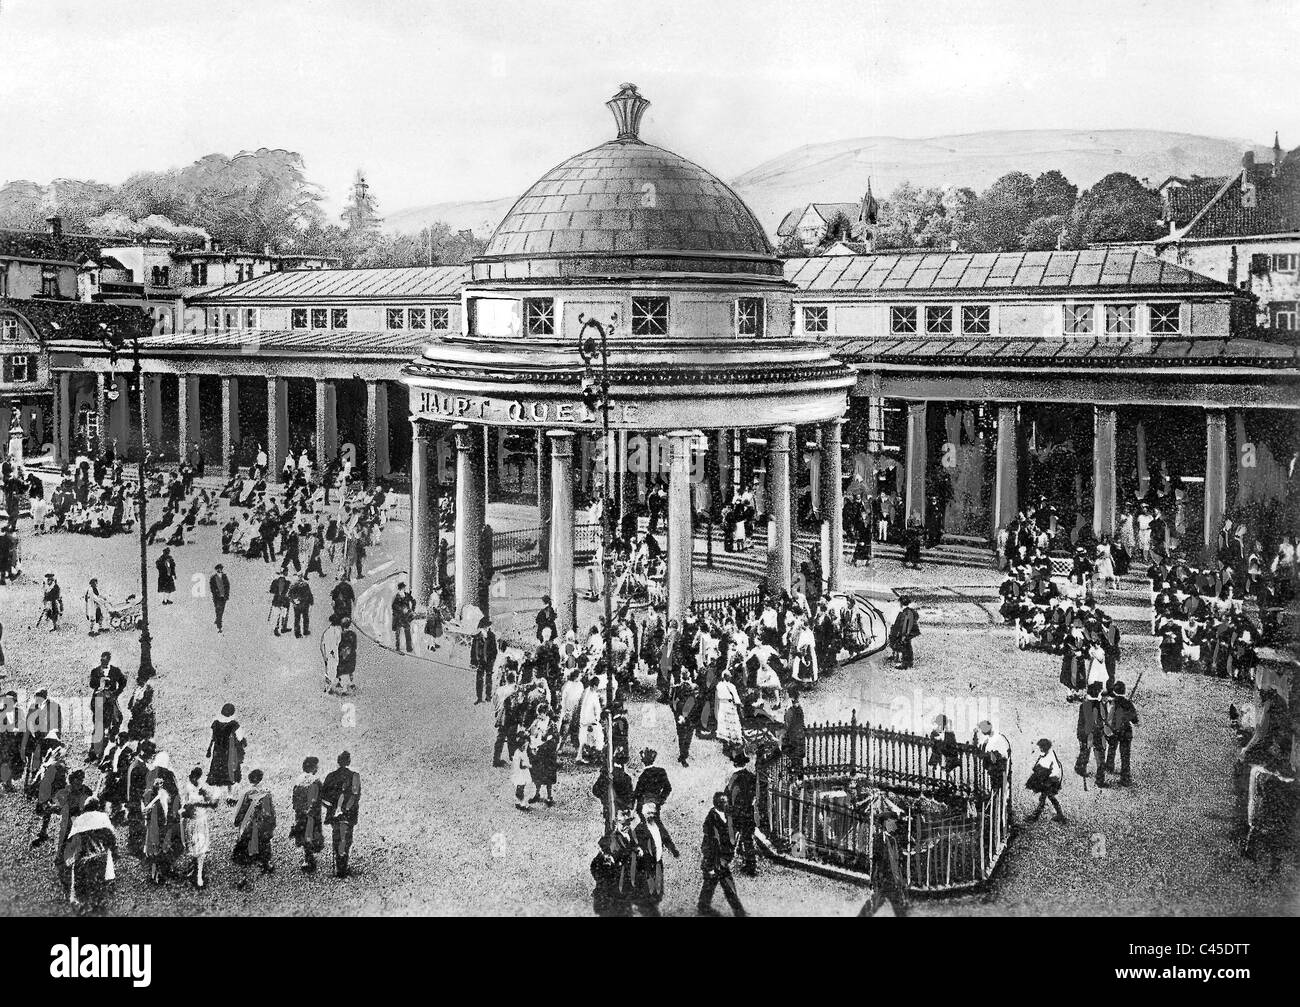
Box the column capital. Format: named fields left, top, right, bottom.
left=452, top=422, right=477, bottom=451
left=769, top=425, right=795, bottom=452
left=410, top=417, right=436, bottom=440
left=1206, top=408, right=1229, bottom=427
left=907, top=400, right=927, bottom=415
left=546, top=428, right=575, bottom=456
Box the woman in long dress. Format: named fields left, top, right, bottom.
left=206, top=704, right=246, bottom=804
left=63, top=799, right=117, bottom=913
left=181, top=766, right=217, bottom=889
left=1094, top=539, right=1117, bottom=591
left=125, top=674, right=155, bottom=742
left=714, top=671, right=744, bottom=757
left=84, top=579, right=106, bottom=636
left=578, top=677, right=605, bottom=764
left=588, top=542, right=605, bottom=601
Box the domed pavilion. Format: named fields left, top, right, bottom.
left=402, top=84, right=855, bottom=633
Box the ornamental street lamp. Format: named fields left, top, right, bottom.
left=578, top=312, right=620, bottom=836
left=97, top=322, right=155, bottom=680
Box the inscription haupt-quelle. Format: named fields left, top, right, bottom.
left=417, top=391, right=640, bottom=425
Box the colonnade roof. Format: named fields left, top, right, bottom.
left=189, top=264, right=467, bottom=303
left=785, top=249, right=1236, bottom=296
left=830, top=332, right=1300, bottom=369
left=48, top=328, right=424, bottom=359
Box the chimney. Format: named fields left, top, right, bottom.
left=264, top=243, right=273, bottom=256
left=1241, top=150, right=1255, bottom=172
left=46, top=215, right=63, bottom=238
left=204, top=235, right=213, bottom=251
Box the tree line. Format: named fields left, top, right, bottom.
left=0, top=149, right=486, bottom=268
left=780, top=168, right=1169, bottom=256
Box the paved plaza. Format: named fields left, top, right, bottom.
left=0, top=491, right=1293, bottom=917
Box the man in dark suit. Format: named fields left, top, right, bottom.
left=698, top=792, right=746, bottom=916
left=470, top=616, right=498, bottom=704
left=535, top=595, right=557, bottom=643
left=209, top=563, right=230, bottom=632
left=724, top=752, right=759, bottom=876
left=321, top=750, right=362, bottom=879
left=88, top=651, right=127, bottom=699
left=889, top=595, right=921, bottom=669
left=632, top=747, right=672, bottom=812
left=782, top=687, right=806, bottom=777
left=671, top=676, right=699, bottom=767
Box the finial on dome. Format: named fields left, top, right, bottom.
left=606, top=83, right=650, bottom=142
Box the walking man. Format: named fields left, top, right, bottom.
left=698, top=792, right=746, bottom=916
left=291, top=756, right=324, bottom=873
left=209, top=563, right=230, bottom=633
left=470, top=616, right=498, bottom=704
left=269, top=566, right=292, bottom=636
left=889, top=595, right=920, bottom=669
left=289, top=573, right=314, bottom=638
left=724, top=751, right=758, bottom=876
left=1103, top=681, right=1140, bottom=786
left=321, top=750, right=361, bottom=879
left=39, top=573, right=63, bottom=632
left=1075, top=681, right=1108, bottom=788
left=391, top=582, right=415, bottom=653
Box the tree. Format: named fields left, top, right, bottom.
left=775, top=231, right=807, bottom=258
left=1065, top=172, right=1163, bottom=246
left=970, top=171, right=1036, bottom=251
left=340, top=170, right=382, bottom=236
left=352, top=223, right=487, bottom=268
left=1021, top=214, right=1068, bottom=251
left=1031, top=170, right=1078, bottom=220
left=874, top=182, right=948, bottom=249
left=814, top=210, right=855, bottom=253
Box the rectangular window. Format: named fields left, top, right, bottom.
left=189, top=263, right=208, bottom=285
left=244, top=308, right=258, bottom=328
left=925, top=305, right=953, bottom=335
left=802, top=305, right=829, bottom=334
left=961, top=305, right=990, bottom=335
left=9, top=355, right=32, bottom=382
left=408, top=308, right=428, bottom=331
left=41, top=267, right=59, bottom=297
left=1269, top=253, right=1299, bottom=273
left=1148, top=303, right=1181, bottom=334
left=524, top=298, right=554, bottom=336
left=386, top=308, right=405, bottom=329
left=1064, top=304, right=1094, bottom=335
left=430, top=307, right=450, bottom=331
left=1272, top=303, right=1298, bottom=331
left=0, top=265, right=7, bottom=297
left=890, top=305, right=918, bottom=335
left=1, top=317, right=18, bottom=340
left=331, top=308, right=349, bottom=329
left=631, top=296, right=670, bottom=336
left=1105, top=304, right=1136, bottom=335
left=736, top=297, right=764, bottom=336
left=291, top=308, right=308, bottom=329
left=310, top=308, right=328, bottom=329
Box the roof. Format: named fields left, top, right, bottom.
left=1177, top=161, right=1299, bottom=239
left=0, top=229, right=99, bottom=264
left=189, top=265, right=468, bottom=303
left=56, top=328, right=428, bottom=357
left=810, top=203, right=860, bottom=225
left=828, top=333, right=1300, bottom=370
left=784, top=249, right=1234, bottom=295
left=476, top=138, right=778, bottom=278
left=1162, top=180, right=1229, bottom=228
left=822, top=240, right=873, bottom=256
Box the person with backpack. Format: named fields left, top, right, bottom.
left=1103, top=681, right=1140, bottom=786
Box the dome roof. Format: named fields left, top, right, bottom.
left=473, top=85, right=779, bottom=281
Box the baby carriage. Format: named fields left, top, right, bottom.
left=106, top=595, right=144, bottom=632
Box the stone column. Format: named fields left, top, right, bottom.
left=994, top=404, right=1020, bottom=536
left=314, top=380, right=331, bottom=472
left=266, top=376, right=289, bottom=474
left=904, top=401, right=927, bottom=529
left=767, top=426, right=794, bottom=593
left=323, top=383, right=338, bottom=462
left=536, top=430, right=552, bottom=570
left=820, top=417, right=845, bottom=591
left=95, top=373, right=108, bottom=457
left=177, top=375, right=199, bottom=462
left=366, top=380, right=390, bottom=484
left=110, top=375, right=130, bottom=452
left=145, top=374, right=163, bottom=455
left=221, top=377, right=240, bottom=474
left=1204, top=409, right=1228, bottom=555
left=1093, top=406, right=1118, bottom=541
left=55, top=373, right=71, bottom=464
left=453, top=423, right=486, bottom=619
left=713, top=429, right=731, bottom=510
left=666, top=430, right=696, bottom=624
left=408, top=420, right=440, bottom=607
left=548, top=430, right=576, bottom=636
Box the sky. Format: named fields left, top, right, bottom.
left=0, top=0, right=1296, bottom=215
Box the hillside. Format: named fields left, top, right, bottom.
left=385, top=129, right=1270, bottom=239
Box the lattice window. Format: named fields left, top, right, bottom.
left=890, top=305, right=917, bottom=335
left=631, top=297, right=669, bottom=336
left=430, top=307, right=450, bottom=331
left=961, top=305, right=990, bottom=335
left=802, top=306, right=828, bottom=334
left=1148, top=303, right=1180, bottom=334
left=736, top=297, right=764, bottom=337
left=1064, top=304, right=1094, bottom=335
left=524, top=298, right=554, bottom=336
left=386, top=308, right=404, bottom=329
left=925, top=305, right=953, bottom=335
left=1105, top=304, right=1136, bottom=335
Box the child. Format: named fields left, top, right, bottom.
left=510, top=728, right=531, bottom=811
left=1025, top=738, right=1066, bottom=823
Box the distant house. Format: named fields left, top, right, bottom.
left=777, top=181, right=880, bottom=253
left=1151, top=135, right=1299, bottom=332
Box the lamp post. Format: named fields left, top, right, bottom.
left=578, top=313, right=619, bottom=836
left=98, top=322, right=154, bottom=680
